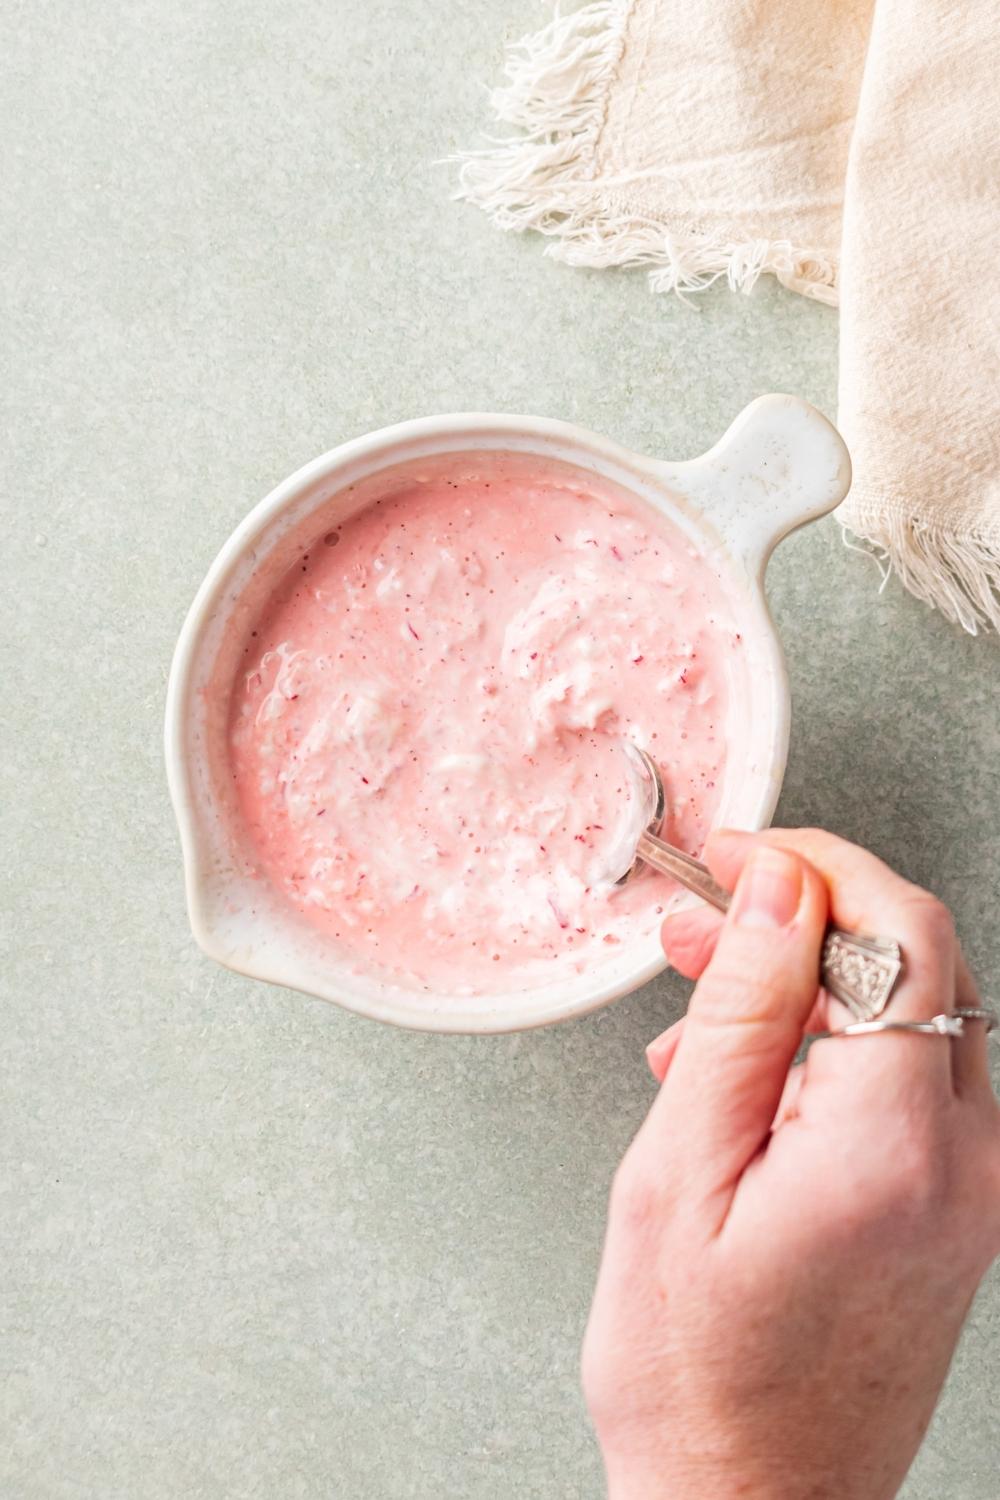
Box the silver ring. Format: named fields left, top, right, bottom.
left=813, top=1006, right=997, bottom=1041
left=953, top=1006, right=998, bottom=1031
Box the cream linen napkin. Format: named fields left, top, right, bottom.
left=457, top=0, right=1000, bottom=634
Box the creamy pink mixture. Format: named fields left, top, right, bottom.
left=229, top=463, right=743, bottom=993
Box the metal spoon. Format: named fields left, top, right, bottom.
left=615, top=743, right=902, bottom=1022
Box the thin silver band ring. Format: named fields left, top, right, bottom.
left=813, top=1006, right=997, bottom=1041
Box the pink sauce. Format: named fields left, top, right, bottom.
left=228, top=462, right=742, bottom=994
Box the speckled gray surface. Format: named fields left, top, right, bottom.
left=3, top=2, right=998, bottom=1496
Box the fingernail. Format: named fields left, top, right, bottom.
left=731, top=848, right=802, bottom=928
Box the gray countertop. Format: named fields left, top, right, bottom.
left=4, top=2, right=998, bottom=1496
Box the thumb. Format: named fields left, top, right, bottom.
left=639, top=845, right=828, bottom=1225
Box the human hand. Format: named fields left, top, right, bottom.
left=583, top=830, right=1000, bottom=1500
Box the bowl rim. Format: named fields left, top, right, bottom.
left=165, top=411, right=791, bottom=1033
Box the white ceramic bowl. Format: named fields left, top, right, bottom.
left=165, top=395, right=850, bottom=1033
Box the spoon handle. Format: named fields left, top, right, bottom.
left=636, top=830, right=731, bottom=910
left=635, top=830, right=902, bottom=1021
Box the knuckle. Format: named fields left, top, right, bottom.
left=581, top=1333, right=622, bottom=1431
left=580, top=1321, right=617, bottom=1418
left=609, top=1156, right=661, bottom=1230
left=882, top=1125, right=950, bottom=1216
left=779, top=826, right=841, bottom=862
left=901, top=888, right=955, bottom=948
left=989, top=1152, right=1000, bottom=1248
left=981, top=1134, right=1000, bottom=1244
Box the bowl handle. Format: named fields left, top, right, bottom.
left=654, top=395, right=852, bottom=581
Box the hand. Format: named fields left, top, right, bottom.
left=582, top=829, right=1000, bottom=1500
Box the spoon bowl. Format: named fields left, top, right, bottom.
left=613, top=743, right=667, bottom=885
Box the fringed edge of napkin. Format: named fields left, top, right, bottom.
left=841, top=504, right=1000, bottom=636
left=454, top=0, right=839, bottom=307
